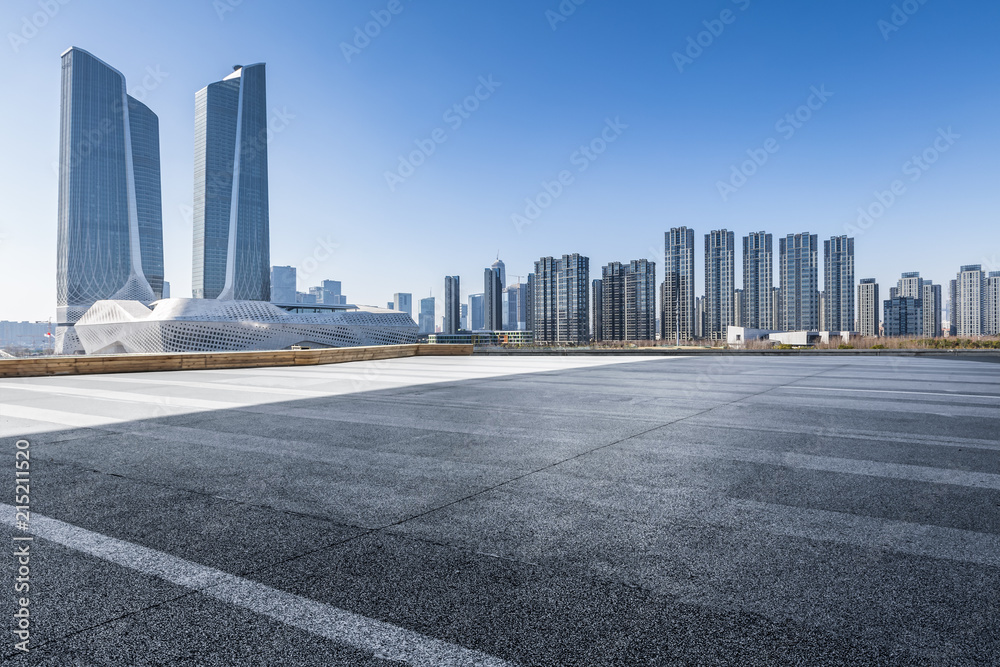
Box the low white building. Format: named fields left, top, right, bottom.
left=74, top=299, right=418, bottom=355
left=727, top=326, right=858, bottom=348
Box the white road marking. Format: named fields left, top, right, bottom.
left=0, top=504, right=513, bottom=667
left=778, top=385, right=1000, bottom=400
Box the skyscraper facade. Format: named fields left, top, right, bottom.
left=193, top=63, right=270, bottom=301
left=444, top=276, right=460, bottom=334
left=270, top=266, right=296, bottom=303
left=986, top=272, right=1000, bottom=336
left=857, top=279, right=879, bottom=337
left=705, top=230, right=735, bottom=341
left=955, top=265, right=985, bottom=336
left=662, top=227, right=696, bottom=341
left=742, top=232, right=773, bottom=329
left=823, top=236, right=855, bottom=332
left=591, top=278, right=603, bottom=342
left=884, top=296, right=923, bottom=337
left=625, top=259, right=656, bottom=341
left=393, top=293, right=413, bottom=318
left=56, top=48, right=162, bottom=354
left=419, top=297, right=435, bottom=334
left=525, top=273, right=535, bottom=334
left=922, top=281, right=942, bottom=337
left=600, top=262, right=626, bottom=341
left=779, top=233, right=819, bottom=330
left=468, top=293, right=485, bottom=331
left=533, top=254, right=589, bottom=343
left=484, top=265, right=503, bottom=330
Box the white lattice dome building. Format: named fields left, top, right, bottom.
left=75, top=299, right=418, bottom=355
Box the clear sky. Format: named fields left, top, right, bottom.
left=1, top=0, right=998, bottom=326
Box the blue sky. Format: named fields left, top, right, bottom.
left=1, top=0, right=998, bottom=324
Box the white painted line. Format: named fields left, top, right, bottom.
left=654, top=441, right=1000, bottom=490
left=778, top=386, right=1000, bottom=400
left=0, top=504, right=512, bottom=667
left=709, top=498, right=1000, bottom=569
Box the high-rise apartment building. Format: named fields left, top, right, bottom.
left=56, top=48, right=163, bottom=353
left=985, top=272, right=1000, bottom=336
left=461, top=304, right=469, bottom=331
left=779, top=233, right=819, bottom=330
left=733, top=289, right=744, bottom=328
left=949, top=279, right=959, bottom=335
left=600, top=263, right=626, bottom=341
left=857, top=279, right=879, bottom=337
left=705, top=230, right=735, bottom=341
left=823, top=236, right=855, bottom=332
left=625, top=259, right=656, bottom=341
left=419, top=297, right=435, bottom=335
left=503, top=282, right=529, bottom=331
left=922, top=282, right=942, bottom=337
left=742, top=232, right=773, bottom=329
left=193, top=63, right=270, bottom=301
left=955, top=265, right=985, bottom=336
left=662, top=227, right=696, bottom=341
left=884, top=296, right=923, bottom=337
left=444, top=276, right=460, bottom=334
left=525, top=273, right=535, bottom=334
left=591, top=279, right=603, bottom=341
left=533, top=254, right=590, bottom=343
left=270, top=266, right=296, bottom=303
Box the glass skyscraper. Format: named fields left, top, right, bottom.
left=56, top=47, right=162, bottom=354
left=193, top=63, right=270, bottom=301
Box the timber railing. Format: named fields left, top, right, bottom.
left=0, top=344, right=473, bottom=378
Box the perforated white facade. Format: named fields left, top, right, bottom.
left=75, top=299, right=418, bottom=355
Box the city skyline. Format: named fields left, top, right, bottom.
left=2, top=2, right=999, bottom=326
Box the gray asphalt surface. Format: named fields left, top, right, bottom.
left=1, top=355, right=998, bottom=665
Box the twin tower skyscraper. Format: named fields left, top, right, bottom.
left=56, top=47, right=270, bottom=353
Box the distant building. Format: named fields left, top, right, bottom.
left=705, top=230, right=735, bottom=341
left=393, top=293, right=412, bottom=318
left=270, top=267, right=297, bottom=303
left=743, top=232, right=773, bottom=329
left=419, top=297, right=435, bottom=335
left=591, top=279, right=603, bottom=341
left=733, top=289, right=744, bottom=328
left=857, top=279, right=879, bottom=337
left=695, top=296, right=705, bottom=339
left=484, top=265, right=503, bottom=331
left=955, top=265, right=985, bottom=336
left=0, top=321, right=54, bottom=349
left=468, top=293, right=485, bottom=331
left=663, top=227, right=696, bottom=341
left=985, top=272, right=1000, bottom=336
left=779, top=232, right=819, bottom=330
left=444, top=276, right=460, bottom=335
left=525, top=273, right=535, bottom=334
left=884, top=296, right=922, bottom=337
left=533, top=254, right=589, bottom=343
left=600, top=263, right=626, bottom=341
left=503, top=282, right=529, bottom=331
left=320, top=280, right=346, bottom=306
left=823, top=236, right=854, bottom=333
left=922, top=282, right=943, bottom=337
left=162, top=281, right=171, bottom=299
left=461, top=303, right=469, bottom=331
